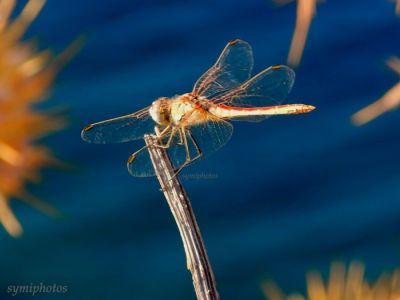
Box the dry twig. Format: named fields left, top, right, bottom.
left=144, top=134, right=219, bottom=300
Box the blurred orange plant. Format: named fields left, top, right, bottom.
left=352, top=57, right=400, bottom=126
left=394, top=0, right=400, bottom=15
left=262, top=261, right=400, bottom=300
left=274, top=0, right=320, bottom=67
left=0, top=0, right=79, bottom=237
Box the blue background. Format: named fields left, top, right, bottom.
left=2, top=0, right=400, bottom=299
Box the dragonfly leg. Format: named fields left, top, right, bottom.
left=127, top=126, right=173, bottom=165
left=187, top=130, right=202, bottom=163
left=177, top=129, right=184, bottom=145
left=171, top=129, right=191, bottom=178
left=154, top=126, right=162, bottom=137
left=172, top=129, right=203, bottom=178
left=155, top=127, right=177, bottom=149
left=183, top=129, right=191, bottom=162
left=155, top=125, right=171, bottom=138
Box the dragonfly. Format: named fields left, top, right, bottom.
left=81, top=39, right=315, bottom=177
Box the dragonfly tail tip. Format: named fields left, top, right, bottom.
left=307, top=105, right=316, bottom=112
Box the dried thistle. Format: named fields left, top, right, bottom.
left=274, top=0, right=320, bottom=67
left=262, top=261, right=400, bottom=300
left=352, top=57, right=400, bottom=126
left=393, top=0, right=400, bottom=15
left=0, top=0, right=80, bottom=237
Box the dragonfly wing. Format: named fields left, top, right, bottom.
left=226, top=115, right=270, bottom=123
left=127, top=147, right=156, bottom=177
left=127, top=119, right=233, bottom=177
left=188, top=117, right=233, bottom=159
left=81, top=107, right=154, bottom=144
left=127, top=130, right=185, bottom=177
left=165, top=119, right=233, bottom=173
left=213, top=65, right=295, bottom=107
left=192, top=39, right=253, bottom=98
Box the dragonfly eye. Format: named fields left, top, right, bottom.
left=150, top=98, right=170, bottom=125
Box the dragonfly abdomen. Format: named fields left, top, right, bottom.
left=209, top=104, right=315, bottom=120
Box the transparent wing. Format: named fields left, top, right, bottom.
left=212, top=65, right=295, bottom=108
left=192, top=39, right=253, bottom=98
left=167, top=118, right=233, bottom=170
left=127, top=130, right=183, bottom=177
left=81, top=107, right=154, bottom=144
left=127, top=148, right=156, bottom=177
left=188, top=117, right=233, bottom=158
left=127, top=118, right=233, bottom=177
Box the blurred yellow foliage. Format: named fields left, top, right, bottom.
left=0, top=0, right=79, bottom=237
left=262, top=262, right=400, bottom=300
left=352, top=57, right=400, bottom=126
left=274, top=0, right=319, bottom=67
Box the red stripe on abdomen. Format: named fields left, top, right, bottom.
left=214, top=104, right=292, bottom=111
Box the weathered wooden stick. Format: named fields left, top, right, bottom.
left=144, top=134, right=219, bottom=300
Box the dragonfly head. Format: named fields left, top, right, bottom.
left=149, top=97, right=171, bottom=125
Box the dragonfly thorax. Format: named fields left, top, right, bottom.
left=170, top=94, right=209, bottom=126
left=150, top=94, right=209, bottom=127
